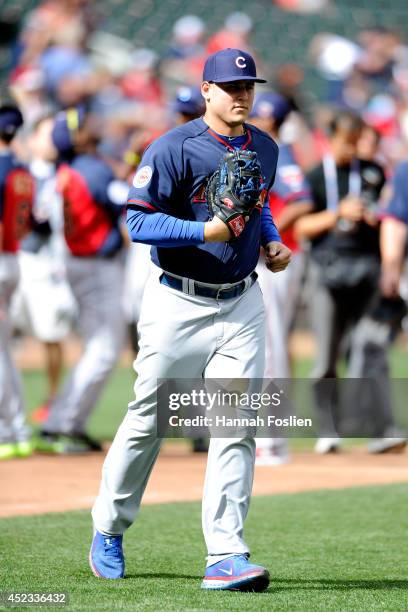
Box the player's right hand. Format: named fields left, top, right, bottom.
left=338, top=196, right=365, bottom=222
left=264, top=241, right=292, bottom=272
left=380, top=266, right=401, bottom=298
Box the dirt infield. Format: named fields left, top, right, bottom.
left=1, top=444, right=407, bottom=518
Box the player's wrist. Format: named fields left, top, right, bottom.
left=330, top=210, right=340, bottom=226
left=204, top=217, right=231, bottom=242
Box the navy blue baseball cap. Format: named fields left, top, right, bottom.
left=51, top=107, right=86, bottom=155
left=173, top=86, right=205, bottom=116
left=0, top=105, right=24, bottom=138
left=203, top=48, right=266, bottom=83
left=251, top=92, right=292, bottom=122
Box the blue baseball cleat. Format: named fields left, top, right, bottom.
left=89, top=530, right=125, bottom=579
left=201, top=554, right=270, bottom=591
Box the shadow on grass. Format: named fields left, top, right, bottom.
left=86, top=574, right=408, bottom=592
left=267, top=578, right=408, bottom=592
left=125, top=573, right=202, bottom=580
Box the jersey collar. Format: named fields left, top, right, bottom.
left=204, top=122, right=252, bottom=151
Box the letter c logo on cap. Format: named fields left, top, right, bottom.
left=236, top=56, right=247, bottom=69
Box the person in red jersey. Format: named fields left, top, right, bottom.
left=0, top=105, right=35, bottom=460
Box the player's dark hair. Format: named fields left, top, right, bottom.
left=0, top=130, right=14, bottom=144
left=328, top=111, right=363, bottom=137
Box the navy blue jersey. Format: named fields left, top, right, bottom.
left=272, top=144, right=310, bottom=203
left=126, top=118, right=279, bottom=283
left=268, top=143, right=311, bottom=253
left=385, top=160, right=408, bottom=225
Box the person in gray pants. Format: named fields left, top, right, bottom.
left=37, top=108, right=128, bottom=454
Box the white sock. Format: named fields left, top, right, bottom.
left=206, top=553, right=246, bottom=568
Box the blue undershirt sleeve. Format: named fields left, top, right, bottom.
left=260, top=200, right=281, bottom=247
left=126, top=207, right=205, bottom=247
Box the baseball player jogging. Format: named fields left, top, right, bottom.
left=90, top=49, right=291, bottom=592
left=37, top=108, right=127, bottom=454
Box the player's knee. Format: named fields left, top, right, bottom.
left=126, top=409, right=158, bottom=439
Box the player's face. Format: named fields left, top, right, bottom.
left=357, top=126, right=380, bottom=161
left=29, top=117, right=58, bottom=161
left=331, top=127, right=361, bottom=165
left=202, top=80, right=255, bottom=132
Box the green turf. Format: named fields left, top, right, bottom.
left=2, top=484, right=407, bottom=610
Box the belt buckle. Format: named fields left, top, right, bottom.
left=215, top=286, right=224, bottom=300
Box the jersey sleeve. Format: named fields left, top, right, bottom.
left=384, top=162, right=408, bottom=224
left=85, top=162, right=126, bottom=216
left=259, top=141, right=281, bottom=244
left=273, top=162, right=311, bottom=203
left=127, top=138, right=182, bottom=213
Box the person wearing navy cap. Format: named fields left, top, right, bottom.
left=91, top=48, right=291, bottom=591
left=202, top=47, right=266, bottom=83
left=173, top=86, right=205, bottom=124
left=251, top=91, right=292, bottom=128
left=0, top=105, right=35, bottom=460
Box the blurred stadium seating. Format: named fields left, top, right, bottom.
left=1, top=0, right=408, bottom=102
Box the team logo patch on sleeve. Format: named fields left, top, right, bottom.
left=133, top=165, right=153, bottom=188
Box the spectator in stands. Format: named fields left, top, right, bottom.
left=121, top=49, right=164, bottom=106
left=165, top=15, right=206, bottom=61
left=206, top=12, right=254, bottom=55
left=162, top=15, right=206, bottom=85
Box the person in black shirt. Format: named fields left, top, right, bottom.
left=296, top=111, right=406, bottom=454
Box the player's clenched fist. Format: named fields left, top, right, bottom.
left=264, top=241, right=292, bottom=272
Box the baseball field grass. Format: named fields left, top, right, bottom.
left=2, top=483, right=407, bottom=611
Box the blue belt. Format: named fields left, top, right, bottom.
left=160, top=271, right=258, bottom=300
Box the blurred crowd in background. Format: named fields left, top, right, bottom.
left=7, top=3, right=264, bottom=170
left=4, top=0, right=408, bottom=173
